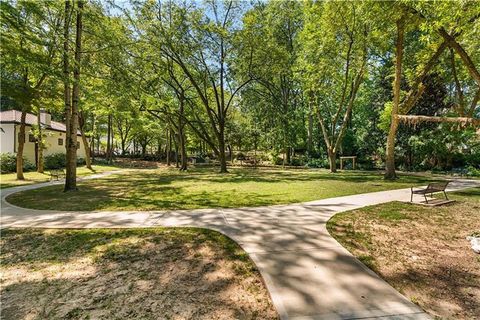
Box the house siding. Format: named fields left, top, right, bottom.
left=0, top=123, right=15, bottom=153
left=0, top=124, right=86, bottom=163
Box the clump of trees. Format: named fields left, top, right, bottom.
left=1, top=0, right=479, bottom=191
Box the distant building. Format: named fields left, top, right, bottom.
left=0, top=109, right=86, bottom=164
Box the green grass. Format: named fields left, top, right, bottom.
left=0, top=228, right=248, bottom=267
left=327, top=188, right=480, bottom=318
left=0, top=165, right=120, bottom=189
left=6, top=166, right=442, bottom=211
left=327, top=189, right=480, bottom=268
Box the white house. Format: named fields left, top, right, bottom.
left=0, top=109, right=86, bottom=164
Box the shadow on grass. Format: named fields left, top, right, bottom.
left=0, top=228, right=273, bottom=320
left=0, top=228, right=248, bottom=268
left=383, top=264, right=480, bottom=318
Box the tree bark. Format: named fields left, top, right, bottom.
left=36, top=111, right=44, bottom=173
left=217, top=125, right=228, bottom=173
left=307, top=111, right=313, bottom=155
left=64, top=0, right=82, bottom=192
left=174, top=135, right=179, bottom=168
left=80, top=130, right=92, bottom=169
left=16, top=110, right=27, bottom=180
left=166, top=129, right=171, bottom=166
left=78, top=112, right=92, bottom=169
left=396, top=114, right=480, bottom=126
left=106, top=114, right=112, bottom=163
left=439, top=28, right=480, bottom=87
left=327, top=148, right=337, bottom=173
left=384, top=16, right=405, bottom=180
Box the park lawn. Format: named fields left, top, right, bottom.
left=0, top=227, right=277, bottom=320
left=6, top=167, right=441, bottom=211
left=0, top=165, right=120, bottom=189
left=327, top=188, right=480, bottom=319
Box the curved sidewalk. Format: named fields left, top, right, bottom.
left=1, top=177, right=478, bottom=320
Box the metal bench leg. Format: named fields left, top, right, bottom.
left=424, top=194, right=428, bottom=204
left=411, top=192, right=413, bottom=202
left=444, top=191, right=448, bottom=200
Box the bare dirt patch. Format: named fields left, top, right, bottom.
left=327, top=188, right=480, bottom=319
left=0, top=228, right=278, bottom=320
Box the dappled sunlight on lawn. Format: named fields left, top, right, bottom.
left=6, top=167, right=441, bottom=211
left=0, top=228, right=276, bottom=320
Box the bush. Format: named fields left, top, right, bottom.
left=76, top=158, right=86, bottom=166
left=93, top=158, right=110, bottom=165
left=466, top=165, right=480, bottom=177
left=194, top=156, right=206, bottom=164
left=290, top=156, right=305, bottom=166
left=307, top=158, right=329, bottom=168
left=0, top=153, right=35, bottom=173
left=44, top=153, right=66, bottom=170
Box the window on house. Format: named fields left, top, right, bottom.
left=28, top=134, right=36, bottom=142
left=58, top=138, right=63, bottom=146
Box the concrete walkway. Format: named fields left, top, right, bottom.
left=1, top=175, right=479, bottom=320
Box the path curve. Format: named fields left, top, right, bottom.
left=1, top=173, right=479, bottom=320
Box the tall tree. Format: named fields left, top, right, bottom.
left=1, top=1, right=62, bottom=179
left=64, top=0, right=83, bottom=191
left=301, top=1, right=369, bottom=172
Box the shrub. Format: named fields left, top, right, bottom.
left=93, top=158, right=110, bottom=165
left=307, top=158, right=329, bottom=168
left=76, top=158, right=86, bottom=166
left=466, top=165, right=480, bottom=177
left=0, top=153, right=35, bottom=173
left=195, top=156, right=206, bottom=164
left=44, top=153, right=66, bottom=170
left=290, top=156, right=305, bottom=166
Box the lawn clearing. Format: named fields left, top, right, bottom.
left=0, top=164, right=120, bottom=189
left=327, top=187, right=480, bottom=319
left=6, top=167, right=441, bottom=211
left=0, top=228, right=277, bottom=320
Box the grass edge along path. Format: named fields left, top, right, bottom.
left=0, top=227, right=278, bottom=320
left=327, top=187, right=480, bottom=319
left=5, top=167, right=444, bottom=211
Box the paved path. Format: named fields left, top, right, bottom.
left=1, top=175, right=479, bottom=320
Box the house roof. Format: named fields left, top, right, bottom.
left=0, top=110, right=81, bottom=135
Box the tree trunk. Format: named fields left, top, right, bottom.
left=228, top=144, right=233, bottom=163
left=16, top=110, right=27, bottom=180
left=36, top=111, right=44, bottom=173
left=166, top=129, right=171, bottom=166
left=81, top=130, right=92, bottom=169
left=63, top=0, right=73, bottom=189
left=106, top=114, right=112, bottom=163
left=178, top=95, right=187, bottom=171
left=439, top=28, right=480, bottom=87
left=218, top=127, right=228, bottom=173
left=327, top=148, right=337, bottom=173
left=64, top=0, right=82, bottom=191
left=384, top=16, right=405, bottom=180
left=174, top=135, right=179, bottom=168
left=78, top=112, right=92, bottom=169
left=307, top=111, right=313, bottom=156
left=179, top=131, right=187, bottom=171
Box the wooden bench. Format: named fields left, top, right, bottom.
left=50, top=169, right=66, bottom=181
left=411, top=181, right=449, bottom=203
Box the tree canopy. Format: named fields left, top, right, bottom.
left=1, top=0, right=479, bottom=184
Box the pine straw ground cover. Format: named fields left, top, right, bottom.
left=327, top=187, right=480, bottom=319
left=0, top=228, right=277, bottom=320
